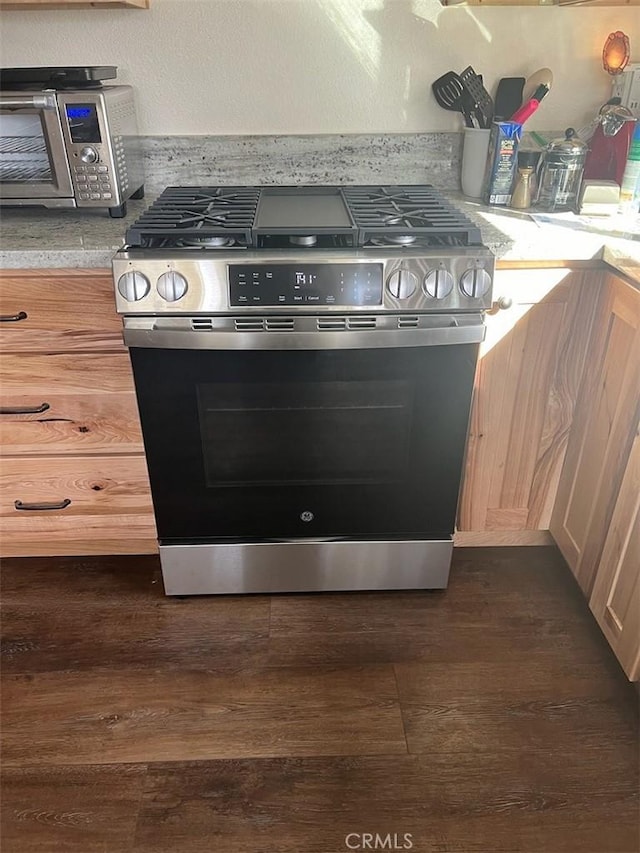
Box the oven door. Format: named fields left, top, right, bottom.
left=0, top=92, right=74, bottom=202
left=126, top=317, right=483, bottom=544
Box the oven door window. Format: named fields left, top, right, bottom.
left=130, top=344, right=478, bottom=542
left=197, top=379, right=412, bottom=487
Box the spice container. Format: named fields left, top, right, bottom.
left=510, top=149, right=541, bottom=210
left=536, top=129, right=588, bottom=212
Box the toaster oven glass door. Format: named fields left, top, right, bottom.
left=0, top=97, right=73, bottom=199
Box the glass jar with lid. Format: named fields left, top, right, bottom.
left=536, top=129, right=588, bottom=212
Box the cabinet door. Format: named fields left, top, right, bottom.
left=0, top=455, right=156, bottom=557
left=589, top=428, right=640, bottom=681
left=550, top=274, right=640, bottom=596
left=0, top=352, right=143, bottom=455
left=458, top=267, right=600, bottom=534
left=0, top=271, right=124, bottom=353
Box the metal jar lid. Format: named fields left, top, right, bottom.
left=546, top=128, right=588, bottom=156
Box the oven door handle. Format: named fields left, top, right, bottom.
left=122, top=318, right=486, bottom=350
left=0, top=93, right=58, bottom=111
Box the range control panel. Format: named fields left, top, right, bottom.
left=113, top=249, right=495, bottom=315
left=229, top=263, right=384, bottom=307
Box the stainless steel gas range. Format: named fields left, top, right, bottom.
left=113, top=185, right=494, bottom=596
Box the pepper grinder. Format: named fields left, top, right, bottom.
left=510, top=150, right=541, bottom=210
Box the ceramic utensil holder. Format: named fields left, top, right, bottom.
left=461, top=128, right=491, bottom=198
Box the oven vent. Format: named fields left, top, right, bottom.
left=191, top=318, right=215, bottom=331
left=347, top=316, right=377, bottom=330
left=398, top=316, right=420, bottom=328
left=265, top=318, right=295, bottom=331
left=317, top=317, right=347, bottom=331
left=234, top=318, right=265, bottom=332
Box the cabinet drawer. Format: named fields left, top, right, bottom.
left=0, top=353, right=143, bottom=455
left=0, top=455, right=156, bottom=557
left=0, top=271, right=124, bottom=353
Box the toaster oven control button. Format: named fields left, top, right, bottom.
left=117, top=271, right=150, bottom=302
left=460, top=268, right=492, bottom=299
left=157, top=271, right=188, bottom=302
left=386, top=269, right=417, bottom=299
left=424, top=269, right=454, bottom=299
left=80, top=146, right=98, bottom=164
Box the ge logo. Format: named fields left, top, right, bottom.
left=300, top=511, right=314, bottom=522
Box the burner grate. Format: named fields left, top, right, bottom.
left=125, top=185, right=483, bottom=249
left=343, top=185, right=482, bottom=247
left=125, top=187, right=260, bottom=247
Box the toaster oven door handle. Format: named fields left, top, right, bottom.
left=0, top=93, right=58, bottom=111
left=123, top=319, right=486, bottom=350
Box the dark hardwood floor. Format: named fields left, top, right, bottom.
left=1, top=546, right=638, bottom=853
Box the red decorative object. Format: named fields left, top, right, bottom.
left=602, top=31, right=630, bottom=76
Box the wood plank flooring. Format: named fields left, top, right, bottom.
left=1, top=546, right=638, bottom=853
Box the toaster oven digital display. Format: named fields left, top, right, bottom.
left=66, top=104, right=101, bottom=143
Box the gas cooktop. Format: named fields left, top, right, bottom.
left=125, top=185, right=483, bottom=250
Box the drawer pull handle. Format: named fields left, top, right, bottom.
left=0, top=311, right=28, bottom=323
left=14, top=498, right=71, bottom=512
left=0, top=403, right=50, bottom=415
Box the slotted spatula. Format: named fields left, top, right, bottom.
left=432, top=71, right=476, bottom=128
left=459, top=66, right=494, bottom=129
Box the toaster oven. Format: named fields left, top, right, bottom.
left=0, top=67, right=144, bottom=218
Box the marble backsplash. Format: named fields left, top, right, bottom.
left=141, top=133, right=463, bottom=195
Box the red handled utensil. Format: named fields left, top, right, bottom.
left=510, top=84, right=549, bottom=125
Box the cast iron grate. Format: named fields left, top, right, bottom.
left=343, top=185, right=482, bottom=246
left=125, top=187, right=261, bottom=247
left=125, top=185, right=483, bottom=248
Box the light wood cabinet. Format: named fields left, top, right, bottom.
left=0, top=271, right=125, bottom=353
left=0, top=455, right=155, bottom=557
left=550, top=271, right=640, bottom=680
left=589, top=429, right=640, bottom=681
left=0, top=269, right=156, bottom=558
left=0, top=353, right=144, bottom=455
left=550, top=273, right=640, bottom=596
left=457, top=266, right=601, bottom=540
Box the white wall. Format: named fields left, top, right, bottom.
left=0, top=0, right=637, bottom=135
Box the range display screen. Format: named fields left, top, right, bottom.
left=229, top=263, right=383, bottom=307
left=65, top=104, right=101, bottom=143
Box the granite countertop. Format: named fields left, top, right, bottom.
left=1, top=191, right=639, bottom=286
left=0, top=200, right=150, bottom=270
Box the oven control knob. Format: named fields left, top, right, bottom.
left=424, top=268, right=454, bottom=299
left=157, top=271, right=188, bottom=302
left=460, top=268, right=492, bottom=299
left=80, top=146, right=98, bottom=164
left=387, top=269, right=417, bottom=299
left=117, top=270, right=150, bottom=302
